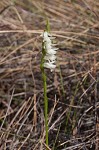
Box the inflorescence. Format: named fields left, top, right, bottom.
left=42, top=31, right=58, bottom=72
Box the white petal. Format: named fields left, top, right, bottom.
left=44, top=62, right=56, bottom=69
left=45, top=43, right=52, bottom=50
left=51, top=44, right=58, bottom=46
left=43, top=31, right=52, bottom=42
left=46, top=49, right=57, bottom=55
left=44, top=55, right=56, bottom=61
left=44, top=37, right=51, bottom=43
left=43, top=31, right=48, bottom=38
left=51, top=48, right=58, bottom=51
left=49, top=37, right=56, bottom=40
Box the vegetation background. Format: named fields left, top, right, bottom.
left=0, top=0, right=99, bottom=149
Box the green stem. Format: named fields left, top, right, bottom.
left=40, top=42, right=48, bottom=147
left=43, top=68, right=48, bottom=146
left=40, top=19, right=50, bottom=148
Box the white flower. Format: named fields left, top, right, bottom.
left=46, top=49, right=57, bottom=55
left=42, top=31, right=58, bottom=71
left=44, top=62, right=56, bottom=72
left=44, top=55, right=56, bottom=61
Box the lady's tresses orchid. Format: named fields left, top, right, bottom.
left=42, top=31, right=58, bottom=72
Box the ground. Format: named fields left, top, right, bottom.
left=0, top=0, right=99, bottom=150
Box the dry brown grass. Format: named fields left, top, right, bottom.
left=0, top=0, right=99, bottom=149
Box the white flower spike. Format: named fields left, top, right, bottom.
left=42, top=31, right=58, bottom=72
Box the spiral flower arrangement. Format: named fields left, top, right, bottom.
left=40, top=21, right=58, bottom=147
left=43, top=31, right=58, bottom=72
